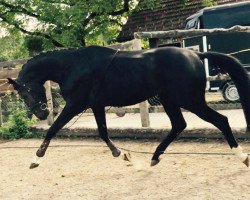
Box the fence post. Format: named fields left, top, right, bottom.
left=133, top=39, right=150, bottom=127
left=0, top=99, right=2, bottom=126
left=44, top=81, right=54, bottom=125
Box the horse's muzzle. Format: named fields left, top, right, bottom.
left=34, top=109, right=49, bottom=120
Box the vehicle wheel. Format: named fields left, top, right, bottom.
left=115, top=107, right=126, bottom=117
left=222, top=82, right=240, bottom=103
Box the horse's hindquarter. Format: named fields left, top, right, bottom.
left=153, top=48, right=207, bottom=105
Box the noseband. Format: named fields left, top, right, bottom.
left=30, top=101, right=48, bottom=111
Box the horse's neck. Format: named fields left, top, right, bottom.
left=19, top=46, right=115, bottom=86
left=43, top=66, right=64, bottom=84
left=20, top=60, right=64, bottom=86
left=19, top=71, right=59, bottom=86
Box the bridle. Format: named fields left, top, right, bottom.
left=30, top=101, right=48, bottom=111
left=17, top=81, right=49, bottom=112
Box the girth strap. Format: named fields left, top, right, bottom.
left=88, top=49, right=119, bottom=106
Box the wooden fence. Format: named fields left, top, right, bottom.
left=134, top=25, right=250, bottom=40
left=0, top=68, right=20, bottom=91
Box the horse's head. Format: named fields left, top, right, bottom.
left=8, top=78, right=49, bottom=120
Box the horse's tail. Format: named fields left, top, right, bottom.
left=197, top=51, right=250, bottom=131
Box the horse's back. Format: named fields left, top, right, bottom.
left=23, top=46, right=207, bottom=108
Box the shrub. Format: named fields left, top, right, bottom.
left=0, top=96, right=36, bottom=140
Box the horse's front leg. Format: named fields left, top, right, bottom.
left=30, top=104, right=82, bottom=169
left=92, top=107, right=122, bottom=157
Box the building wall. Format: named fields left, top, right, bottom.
left=117, top=0, right=248, bottom=42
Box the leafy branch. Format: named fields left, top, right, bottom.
left=0, top=0, right=159, bottom=47
left=0, top=15, right=64, bottom=47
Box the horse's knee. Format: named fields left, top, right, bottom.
left=172, top=120, right=187, bottom=134
left=220, top=115, right=229, bottom=124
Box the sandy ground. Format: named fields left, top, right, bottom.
left=1, top=138, right=250, bottom=200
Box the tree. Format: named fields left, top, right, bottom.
left=0, top=0, right=216, bottom=49
left=0, top=31, right=28, bottom=61
left=202, top=0, right=216, bottom=7
left=0, top=0, right=159, bottom=48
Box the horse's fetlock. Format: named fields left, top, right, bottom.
left=36, top=140, right=50, bottom=157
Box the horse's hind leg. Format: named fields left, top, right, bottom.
left=151, top=102, right=187, bottom=166
left=189, top=103, right=249, bottom=167
left=93, top=106, right=129, bottom=159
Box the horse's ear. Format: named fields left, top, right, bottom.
left=8, top=78, right=21, bottom=90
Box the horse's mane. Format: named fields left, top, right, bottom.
left=22, top=47, right=80, bottom=69
left=22, top=45, right=113, bottom=70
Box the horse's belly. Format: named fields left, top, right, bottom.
left=99, top=83, right=155, bottom=106
left=95, top=58, right=157, bottom=106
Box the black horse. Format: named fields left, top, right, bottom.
left=8, top=46, right=250, bottom=168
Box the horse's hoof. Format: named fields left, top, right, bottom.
left=30, top=163, right=39, bottom=169
left=151, top=159, right=160, bottom=166
left=122, top=152, right=131, bottom=162
left=112, top=149, right=121, bottom=157
left=243, top=157, right=249, bottom=167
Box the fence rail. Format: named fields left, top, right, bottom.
left=0, top=58, right=28, bottom=69
left=134, top=25, right=250, bottom=39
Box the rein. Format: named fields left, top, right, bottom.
left=107, top=49, right=120, bottom=68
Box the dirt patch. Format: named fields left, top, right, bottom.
left=1, top=138, right=250, bottom=200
